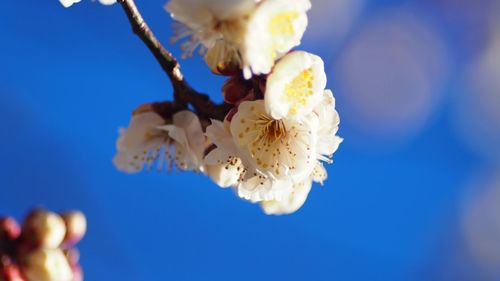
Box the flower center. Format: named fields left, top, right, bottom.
left=269, top=11, right=299, bottom=36
left=254, top=114, right=287, bottom=145
left=284, top=68, right=314, bottom=115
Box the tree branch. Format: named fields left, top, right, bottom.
left=117, top=0, right=230, bottom=121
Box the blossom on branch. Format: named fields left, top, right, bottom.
left=62, top=0, right=344, bottom=214
left=165, top=0, right=311, bottom=78
left=113, top=108, right=205, bottom=173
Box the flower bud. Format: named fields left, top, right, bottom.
left=63, top=249, right=80, bottom=266
left=204, top=41, right=241, bottom=77
left=23, top=210, right=66, bottom=249
left=222, top=76, right=253, bottom=105
left=70, top=264, right=83, bottom=281
left=60, top=212, right=86, bottom=248
left=23, top=249, right=73, bottom=281
left=0, top=217, right=21, bottom=241
left=205, top=157, right=244, bottom=188
left=1, top=263, right=25, bottom=281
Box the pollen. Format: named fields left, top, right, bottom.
left=269, top=11, right=299, bottom=36
left=284, top=68, right=314, bottom=114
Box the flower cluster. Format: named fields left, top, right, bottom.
left=112, top=0, right=343, bottom=215
left=0, top=209, right=87, bottom=281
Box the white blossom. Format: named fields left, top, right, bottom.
left=166, top=0, right=310, bottom=78
left=242, top=0, right=311, bottom=78
left=59, top=0, right=116, bottom=8
left=265, top=51, right=327, bottom=120
left=165, top=0, right=257, bottom=59
left=204, top=99, right=320, bottom=202
left=314, top=90, right=343, bottom=164
left=59, top=0, right=81, bottom=7
left=231, top=100, right=318, bottom=181
left=113, top=110, right=205, bottom=173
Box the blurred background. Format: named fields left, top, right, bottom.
left=0, top=0, right=499, bottom=280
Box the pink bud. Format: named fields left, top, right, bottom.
left=1, top=263, right=26, bottom=281
left=222, top=76, right=253, bottom=105
left=63, top=248, right=80, bottom=266
left=0, top=218, right=21, bottom=241
left=70, top=263, right=83, bottom=281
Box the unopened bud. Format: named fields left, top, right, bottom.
left=222, top=76, right=253, bottom=105
left=23, top=249, right=73, bottom=281
left=23, top=210, right=66, bottom=249
left=60, top=212, right=86, bottom=248
left=205, top=42, right=240, bottom=76
left=70, top=264, right=83, bottom=281
left=0, top=218, right=21, bottom=241
left=1, top=263, right=25, bottom=281
left=63, top=249, right=80, bottom=266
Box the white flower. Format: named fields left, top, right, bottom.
left=242, top=0, right=311, bottom=78
left=59, top=0, right=116, bottom=8
left=113, top=110, right=205, bottom=173
left=59, top=0, right=81, bottom=7
left=204, top=119, right=246, bottom=187
left=204, top=118, right=295, bottom=201
left=314, top=90, right=343, bottom=164
left=24, top=249, right=74, bottom=281
left=98, top=0, right=116, bottom=5
left=230, top=99, right=318, bottom=180
left=265, top=51, right=327, bottom=120
left=260, top=178, right=312, bottom=215
left=165, top=0, right=257, bottom=58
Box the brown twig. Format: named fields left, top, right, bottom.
left=117, top=0, right=230, bottom=121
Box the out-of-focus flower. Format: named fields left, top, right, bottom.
left=1, top=209, right=87, bottom=281
left=242, top=0, right=311, bottom=78
left=22, top=210, right=66, bottom=249
left=60, top=211, right=87, bottom=248
left=23, top=249, right=74, bottom=281
left=455, top=30, right=500, bottom=164
left=0, top=263, right=25, bottom=281
left=59, top=0, right=116, bottom=8
left=165, top=0, right=258, bottom=58
left=166, top=0, right=311, bottom=78
left=462, top=172, right=500, bottom=276
left=334, top=11, right=449, bottom=146
left=0, top=217, right=21, bottom=241
left=113, top=110, right=205, bottom=173
left=59, top=0, right=81, bottom=8
left=265, top=51, right=326, bottom=120
left=304, top=0, right=365, bottom=45
left=97, top=0, right=116, bottom=5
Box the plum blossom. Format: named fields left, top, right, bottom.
left=113, top=110, right=205, bottom=173
left=242, top=0, right=311, bottom=78
left=265, top=51, right=327, bottom=120
left=165, top=0, right=311, bottom=78
left=59, top=0, right=116, bottom=8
